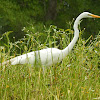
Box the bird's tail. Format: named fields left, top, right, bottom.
left=0, top=60, right=11, bottom=66
left=0, top=56, right=17, bottom=66
left=0, top=59, right=13, bottom=71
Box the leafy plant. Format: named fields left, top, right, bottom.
left=0, top=28, right=99, bottom=99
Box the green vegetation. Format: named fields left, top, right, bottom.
left=0, top=0, right=100, bottom=40
left=0, top=26, right=100, bottom=99
left=0, top=0, right=100, bottom=99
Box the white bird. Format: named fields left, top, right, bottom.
left=1, top=12, right=100, bottom=67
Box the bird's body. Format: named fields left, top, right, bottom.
left=10, top=48, right=63, bottom=66
left=1, top=12, right=100, bottom=66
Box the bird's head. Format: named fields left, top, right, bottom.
left=74, top=12, right=100, bottom=32
left=80, top=12, right=100, bottom=18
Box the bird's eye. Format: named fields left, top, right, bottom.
left=88, top=14, right=91, bottom=16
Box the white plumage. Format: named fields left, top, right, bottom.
left=1, top=12, right=100, bottom=66
left=10, top=48, right=63, bottom=66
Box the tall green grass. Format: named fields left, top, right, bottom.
left=0, top=26, right=100, bottom=100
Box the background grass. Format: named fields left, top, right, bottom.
left=0, top=26, right=100, bottom=100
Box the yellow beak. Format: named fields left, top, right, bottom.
left=90, top=14, right=100, bottom=18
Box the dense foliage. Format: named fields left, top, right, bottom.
left=0, top=27, right=100, bottom=99
left=0, top=1, right=100, bottom=99
left=0, top=0, right=100, bottom=41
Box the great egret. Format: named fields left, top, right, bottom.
left=1, top=12, right=100, bottom=67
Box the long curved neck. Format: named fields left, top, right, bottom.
left=62, top=15, right=82, bottom=58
